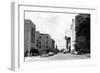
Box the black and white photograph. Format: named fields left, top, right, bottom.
left=24, top=10, right=90, bottom=62
left=10, top=1, right=98, bottom=71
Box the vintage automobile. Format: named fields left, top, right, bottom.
left=48, top=52, right=54, bottom=56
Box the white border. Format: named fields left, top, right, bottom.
left=11, top=2, right=97, bottom=71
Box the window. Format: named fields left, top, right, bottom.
left=39, top=46, right=41, bottom=48
left=46, top=46, right=48, bottom=48
left=39, top=36, right=41, bottom=39
left=39, top=41, right=41, bottom=44
left=31, top=27, right=35, bottom=43
left=37, top=40, right=38, bottom=42
left=46, top=41, right=48, bottom=44
left=46, top=36, right=48, bottom=38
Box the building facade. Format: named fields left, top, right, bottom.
left=24, top=19, right=55, bottom=56
left=24, top=19, right=36, bottom=56
left=36, top=34, right=52, bottom=54
left=70, top=19, right=76, bottom=52
left=65, top=36, right=71, bottom=53
left=75, top=14, right=90, bottom=54
left=70, top=14, right=90, bottom=54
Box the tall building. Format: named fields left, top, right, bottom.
left=75, top=14, right=90, bottom=54
left=70, top=14, right=90, bottom=54
left=65, top=36, right=71, bottom=53
left=24, top=19, right=36, bottom=56
left=70, top=19, right=76, bottom=52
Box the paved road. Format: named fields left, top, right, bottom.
left=25, top=53, right=90, bottom=62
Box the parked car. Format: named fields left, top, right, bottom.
left=71, top=49, right=78, bottom=55
left=41, top=54, right=49, bottom=57
left=48, top=52, right=54, bottom=56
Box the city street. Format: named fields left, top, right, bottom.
left=25, top=53, right=90, bottom=62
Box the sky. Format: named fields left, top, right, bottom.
left=25, top=12, right=77, bottom=49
